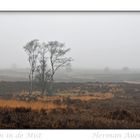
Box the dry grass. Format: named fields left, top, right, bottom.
left=0, top=99, right=66, bottom=110
left=18, top=91, right=114, bottom=101
left=39, top=92, right=114, bottom=101
left=0, top=92, right=113, bottom=110
left=70, top=92, right=113, bottom=101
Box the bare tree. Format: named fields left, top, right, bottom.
left=35, top=43, right=50, bottom=95
left=23, top=39, right=39, bottom=94
left=47, top=41, right=72, bottom=95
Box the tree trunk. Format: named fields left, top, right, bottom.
left=41, top=82, right=45, bottom=95
left=48, top=78, right=54, bottom=96
left=29, top=74, right=31, bottom=94
left=41, top=55, right=45, bottom=95
left=31, top=71, right=34, bottom=94
left=29, top=70, right=33, bottom=95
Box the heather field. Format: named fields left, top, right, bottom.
left=0, top=82, right=140, bottom=129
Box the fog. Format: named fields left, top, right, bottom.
left=0, top=12, right=140, bottom=70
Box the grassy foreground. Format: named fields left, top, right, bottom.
left=0, top=82, right=140, bottom=128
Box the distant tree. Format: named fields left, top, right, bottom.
left=122, top=67, right=130, bottom=72
left=11, top=63, right=18, bottom=70
left=47, top=41, right=72, bottom=95
left=23, top=39, right=39, bottom=94
left=104, top=67, right=110, bottom=72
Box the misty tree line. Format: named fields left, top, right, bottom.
left=23, top=39, right=72, bottom=95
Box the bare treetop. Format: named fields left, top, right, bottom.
left=47, top=41, right=72, bottom=73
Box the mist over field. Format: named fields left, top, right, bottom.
left=0, top=12, right=140, bottom=83
left=0, top=68, right=140, bottom=83
left=0, top=12, right=140, bottom=70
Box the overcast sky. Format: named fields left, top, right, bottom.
left=0, top=12, right=140, bottom=69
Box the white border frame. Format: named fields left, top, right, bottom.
left=0, top=1, right=140, bottom=140
left=0, top=0, right=140, bottom=11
